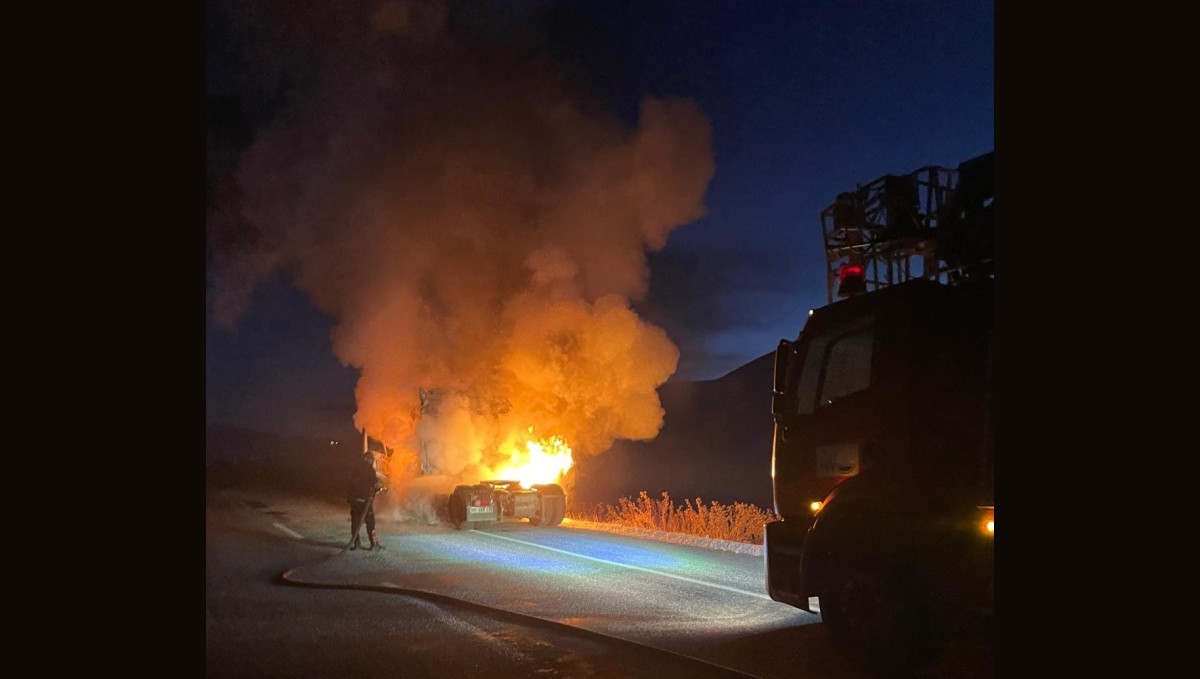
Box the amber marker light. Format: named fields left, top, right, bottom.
left=979, top=506, right=994, bottom=536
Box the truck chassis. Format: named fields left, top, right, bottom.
left=446, top=480, right=567, bottom=530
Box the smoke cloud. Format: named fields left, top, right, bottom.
left=208, top=0, right=715, bottom=500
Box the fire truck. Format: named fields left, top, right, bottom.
left=764, top=151, right=994, bottom=674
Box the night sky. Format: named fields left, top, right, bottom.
left=206, top=0, right=994, bottom=441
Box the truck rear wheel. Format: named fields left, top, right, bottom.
left=529, top=484, right=566, bottom=527
left=820, top=557, right=941, bottom=675
left=447, top=486, right=472, bottom=530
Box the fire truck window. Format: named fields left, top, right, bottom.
left=793, top=315, right=873, bottom=415
left=817, top=327, right=873, bottom=408
left=793, top=340, right=825, bottom=415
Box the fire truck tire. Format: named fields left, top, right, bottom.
left=529, top=484, right=566, bottom=527
left=820, top=556, right=941, bottom=675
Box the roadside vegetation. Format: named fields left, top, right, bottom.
left=569, top=491, right=779, bottom=545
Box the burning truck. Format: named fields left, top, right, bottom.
left=364, top=387, right=573, bottom=530
left=446, top=479, right=567, bottom=529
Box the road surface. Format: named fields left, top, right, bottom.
left=206, top=482, right=991, bottom=678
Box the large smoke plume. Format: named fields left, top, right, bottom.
left=208, top=0, right=715, bottom=510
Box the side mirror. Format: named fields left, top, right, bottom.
left=771, top=340, right=797, bottom=417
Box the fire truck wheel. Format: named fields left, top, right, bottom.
left=820, top=557, right=940, bottom=675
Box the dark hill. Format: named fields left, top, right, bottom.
left=572, top=351, right=777, bottom=511
left=206, top=423, right=362, bottom=498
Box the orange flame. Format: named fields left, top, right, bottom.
left=496, top=430, right=573, bottom=488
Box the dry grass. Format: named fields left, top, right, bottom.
left=570, top=491, right=779, bottom=545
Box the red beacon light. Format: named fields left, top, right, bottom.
left=837, top=264, right=866, bottom=297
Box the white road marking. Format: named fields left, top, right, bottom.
left=473, top=530, right=772, bottom=600
left=272, top=522, right=303, bottom=539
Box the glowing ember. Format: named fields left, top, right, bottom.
left=496, top=432, right=573, bottom=488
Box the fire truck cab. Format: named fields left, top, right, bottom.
left=764, top=152, right=994, bottom=675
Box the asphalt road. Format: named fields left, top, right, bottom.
left=205, top=482, right=991, bottom=679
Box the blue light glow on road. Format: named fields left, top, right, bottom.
left=475, top=530, right=770, bottom=600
